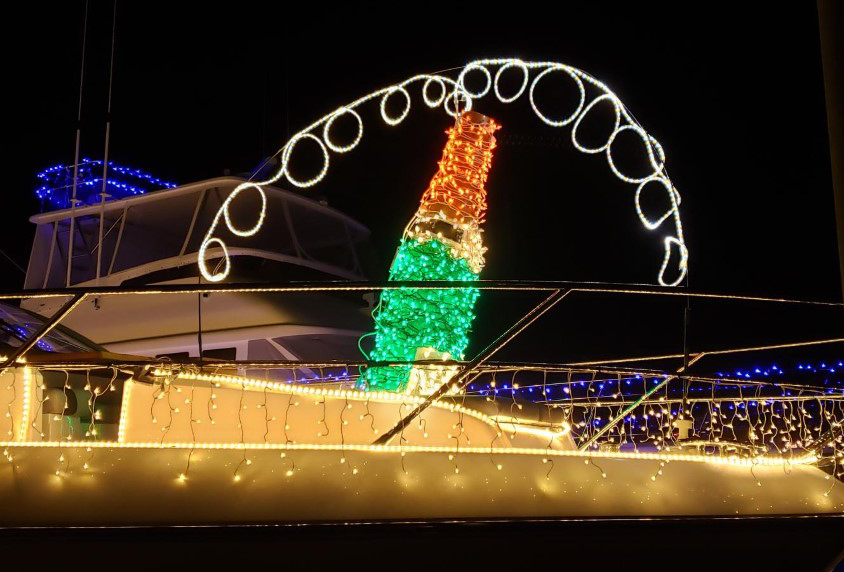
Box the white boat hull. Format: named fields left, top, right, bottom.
left=1, top=445, right=841, bottom=525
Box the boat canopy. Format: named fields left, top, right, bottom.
left=24, top=177, right=371, bottom=288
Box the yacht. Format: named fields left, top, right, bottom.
left=1, top=59, right=842, bottom=526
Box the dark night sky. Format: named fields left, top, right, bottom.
left=5, top=2, right=842, bottom=366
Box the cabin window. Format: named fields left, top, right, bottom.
left=201, top=347, right=236, bottom=361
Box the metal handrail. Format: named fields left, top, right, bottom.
left=0, top=279, right=840, bottom=305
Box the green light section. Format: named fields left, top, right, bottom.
left=362, top=238, right=479, bottom=392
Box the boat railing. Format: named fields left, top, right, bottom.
left=0, top=280, right=841, bottom=481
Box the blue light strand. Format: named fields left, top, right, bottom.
left=35, top=158, right=177, bottom=209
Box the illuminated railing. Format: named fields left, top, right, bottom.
left=0, top=281, right=841, bottom=487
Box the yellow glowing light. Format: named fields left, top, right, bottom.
left=18, top=367, right=32, bottom=442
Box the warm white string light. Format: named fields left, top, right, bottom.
left=2, top=364, right=839, bottom=493
left=198, top=58, right=688, bottom=286
left=18, top=367, right=32, bottom=442
left=0, top=437, right=817, bottom=468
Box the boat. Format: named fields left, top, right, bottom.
left=1, top=59, right=841, bottom=526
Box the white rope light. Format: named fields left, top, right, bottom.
left=199, top=58, right=689, bottom=285
left=380, top=87, right=412, bottom=126
left=571, top=93, right=621, bottom=154
left=323, top=107, right=363, bottom=153
left=494, top=60, right=529, bottom=103
left=281, top=133, right=330, bottom=188
left=443, top=89, right=473, bottom=118
left=422, top=77, right=447, bottom=108
left=636, top=176, right=677, bottom=230
left=457, top=62, right=492, bottom=98
left=528, top=65, right=586, bottom=127
left=0, top=438, right=819, bottom=468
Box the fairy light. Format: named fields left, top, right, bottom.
left=0, top=437, right=818, bottom=468
left=18, top=367, right=32, bottom=442
left=30, top=379, right=46, bottom=439
left=150, top=369, right=576, bottom=441
left=480, top=368, right=843, bottom=463
left=3, top=370, right=18, bottom=439
left=380, top=87, right=411, bottom=125
left=35, top=158, right=177, bottom=209
left=362, top=112, right=499, bottom=393
left=117, top=379, right=133, bottom=442
left=198, top=58, right=688, bottom=286
left=323, top=107, right=363, bottom=152
left=2, top=362, right=840, bottom=509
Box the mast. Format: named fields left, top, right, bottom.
left=67, top=0, right=90, bottom=287
left=818, top=0, right=844, bottom=318
left=97, top=0, right=118, bottom=285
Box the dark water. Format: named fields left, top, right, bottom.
left=1, top=517, right=842, bottom=570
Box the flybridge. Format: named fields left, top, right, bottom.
left=24, top=176, right=370, bottom=290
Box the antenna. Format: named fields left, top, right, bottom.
left=96, top=0, right=118, bottom=285
left=66, top=0, right=90, bottom=287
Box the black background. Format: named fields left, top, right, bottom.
left=4, top=2, right=843, bottom=370
left=2, top=2, right=843, bottom=564
left=4, top=3, right=842, bottom=362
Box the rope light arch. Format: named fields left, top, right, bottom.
left=198, top=58, right=688, bottom=286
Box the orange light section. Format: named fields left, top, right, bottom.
left=418, top=111, right=500, bottom=225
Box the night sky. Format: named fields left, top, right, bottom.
left=2, top=3, right=844, bottom=559
left=6, top=3, right=842, bottom=368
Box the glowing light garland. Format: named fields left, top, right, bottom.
left=18, top=367, right=32, bottom=442
left=198, top=58, right=688, bottom=286
left=2, top=364, right=840, bottom=502
left=465, top=368, right=843, bottom=479
left=362, top=239, right=481, bottom=392
left=0, top=438, right=817, bottom=467
left=361, top=112, right=499, bottom=393
left=35, top=158, right=177, bottom=209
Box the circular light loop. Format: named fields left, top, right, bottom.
left=494, top=59, right=529, bottom=103
left=224, top=182, right=267, bottom=237
left=444, top=89, right=473, bottom=117
left=606, top=125, right=666, bottom=183
left=282, top=133, right=330, bottom=188
left=457, top=63, right=492, bottom=98
left=571, top=93, right=622, bottom=154
left=529, top=65, right=585, bottom=127
left=323, top=107, right=364, bottom=153
left=198, top=237, right=231, bottom=283
left=658, top=236, right=688, bottom=287
left=635, top=176, right=677, bottom=230
left=422, top=76, right=447, bottom=107
left=380, top=87, right=411, bottom=126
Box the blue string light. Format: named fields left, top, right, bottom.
left=35, top=158, right=177, bottom=210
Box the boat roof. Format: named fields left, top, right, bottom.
left=24, top=177, right=372, bottom=288
left=29, top=176, right=368, bottom=233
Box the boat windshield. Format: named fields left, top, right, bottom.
left=0, top=302, right=102, bottom=354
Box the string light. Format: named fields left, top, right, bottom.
left=35, top=158, right=176, bottom=210
left=0, top=437, right=819, bottom=468
left=3, top=369, right=17, bottom=439
left=198, top=58, right=688, bottom=286
left=362, top=112, right=499, bottom=393
left=150, top=370, right=504, bottom=433
left=18, top=367, right=32, bottom=442
left=117, top=379, right=133, bottom=442
left=1, top=361, right=840, bottom=515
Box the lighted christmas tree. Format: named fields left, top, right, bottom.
left=361, top=111, right=500, bottom=393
